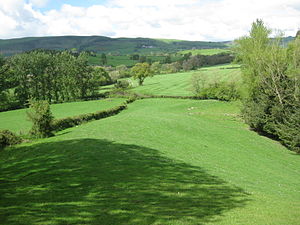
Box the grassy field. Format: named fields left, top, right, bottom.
left=1, top=98, right=299, bottom=225
left=0, top=98, right=124, bottom=134
left=108, top=64, right=241, bottom=96
left=1, top=64, right=299, bottom=225
left=178, top=48, right=231, bottom=56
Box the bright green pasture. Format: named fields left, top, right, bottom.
left=0, top=98, right=124, bottom=134
left=1, top=98, right=299, bottom=225
left=179, top=48, right=231, bottom=55
left=129, top=64, right=241, bottom=96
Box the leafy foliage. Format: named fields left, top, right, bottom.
left=131, top=62, right=153, bottom=85
left=0, top=50, right=111, bottom=111
left=191, top=73, right=240, bottom=101
left=0, top=130, right=22, bottom=149
left=27, top=100, right=54, bottom=138
left=114, top=80, right=132, bottom=90
left=235, top=20, right=300, bottom=152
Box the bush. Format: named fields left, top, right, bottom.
left=197, top=82, right=240, bottom=101
left=114, top=80, right=131, bottom=89
left=191, top=74, right=240, bottom=101
left=27, top=100, right=54, bottom=138
left=0, top=130, right=22, bottom=149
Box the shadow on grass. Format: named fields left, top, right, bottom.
left=0, top=139, right=250, bottom=225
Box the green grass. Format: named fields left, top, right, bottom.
left=124, top=64, right=241, bottom=96
left=179, top=48, right=231, bottom=56
left=0, top=98, right=124, bottom=134
left=1, top=98, right=299, bottom=224
left=88, top=54, right=181, bottom=66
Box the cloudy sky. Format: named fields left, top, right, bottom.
left=0, top=0, right=299, bottom=41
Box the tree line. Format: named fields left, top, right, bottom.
left=106, top=52, right=234, bottom=84
left=0, top=50, right=111, bottom=111
left=235, top=20, right=300, bottom=153
left=0, top=47, right=233, bottom=111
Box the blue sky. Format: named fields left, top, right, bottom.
left=1, top=0, right=300, bottom=40
left=31, top=0, right=108, bottom=11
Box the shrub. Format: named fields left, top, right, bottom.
left=0, top=130, right=22, bottom=149
left=114, top=80, right=131, bottom=89
left=197, top=82, right=240, bottom=101
left=191, top=74, right=240, bottom=101
left=27, top=100, right=54, bottom=138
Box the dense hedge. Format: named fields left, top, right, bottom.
left=52, top=98, right=136, bottom=131
left=195, top=82, right=240, bottom=101
left=0, top=130, right=22, bottom=149
left=137, top=94, right=232, bottom=101
left=107, top=89, right=236, bottom=101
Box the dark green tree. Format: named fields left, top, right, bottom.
left=100, top=53, right=107, bottom=65
left=27, top=100, right=54, bottom=138
left=234, top=19, right=300, bottom=152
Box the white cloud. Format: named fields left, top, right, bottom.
left=0, top=0, right=300, bottom=40
left=28, top=0, right=48, bottom=8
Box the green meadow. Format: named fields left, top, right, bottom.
left=0, top=98, right=124, bottom=134
left=1, top=66, right=299, bottom=225
left=100, top=64, right=242, bottom=96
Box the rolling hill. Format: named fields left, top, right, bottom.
left=1, top=65, right=299, bottom=224
left=0, top=36, right=228, bottom=56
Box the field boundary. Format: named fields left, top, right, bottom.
left=109, top=90, right=230, bottom=101
left=52, top=97, right=136, bottom=132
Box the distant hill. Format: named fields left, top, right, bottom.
left=0, top=36, right=228, bottom=56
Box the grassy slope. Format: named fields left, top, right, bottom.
left=0, top=98, right=299, bottom=225
left=0, top=98, right=124, bottom=134
left=129, top=64, right=241, bottom=96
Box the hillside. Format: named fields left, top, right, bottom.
left=1, top=98, right=299, bottom=225
left=1, top=65, right=299, bottom=224
left=0, top=36, right=228, bottom=56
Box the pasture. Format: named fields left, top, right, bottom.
left=100, top=64, right=242, bottom=96
left=1, top=65, right=299, bottom=225
left=0, top=98, right=124, bottom=134
left=1, top=98, right=299, bottom=224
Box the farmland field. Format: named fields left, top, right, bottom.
left=100, top=64, right=242, bottom=96
left=0, top=98, right=299, bottom=225
left=1, top=64, right=299, bottom=225
left=0, top=98, right=124, bottom=134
